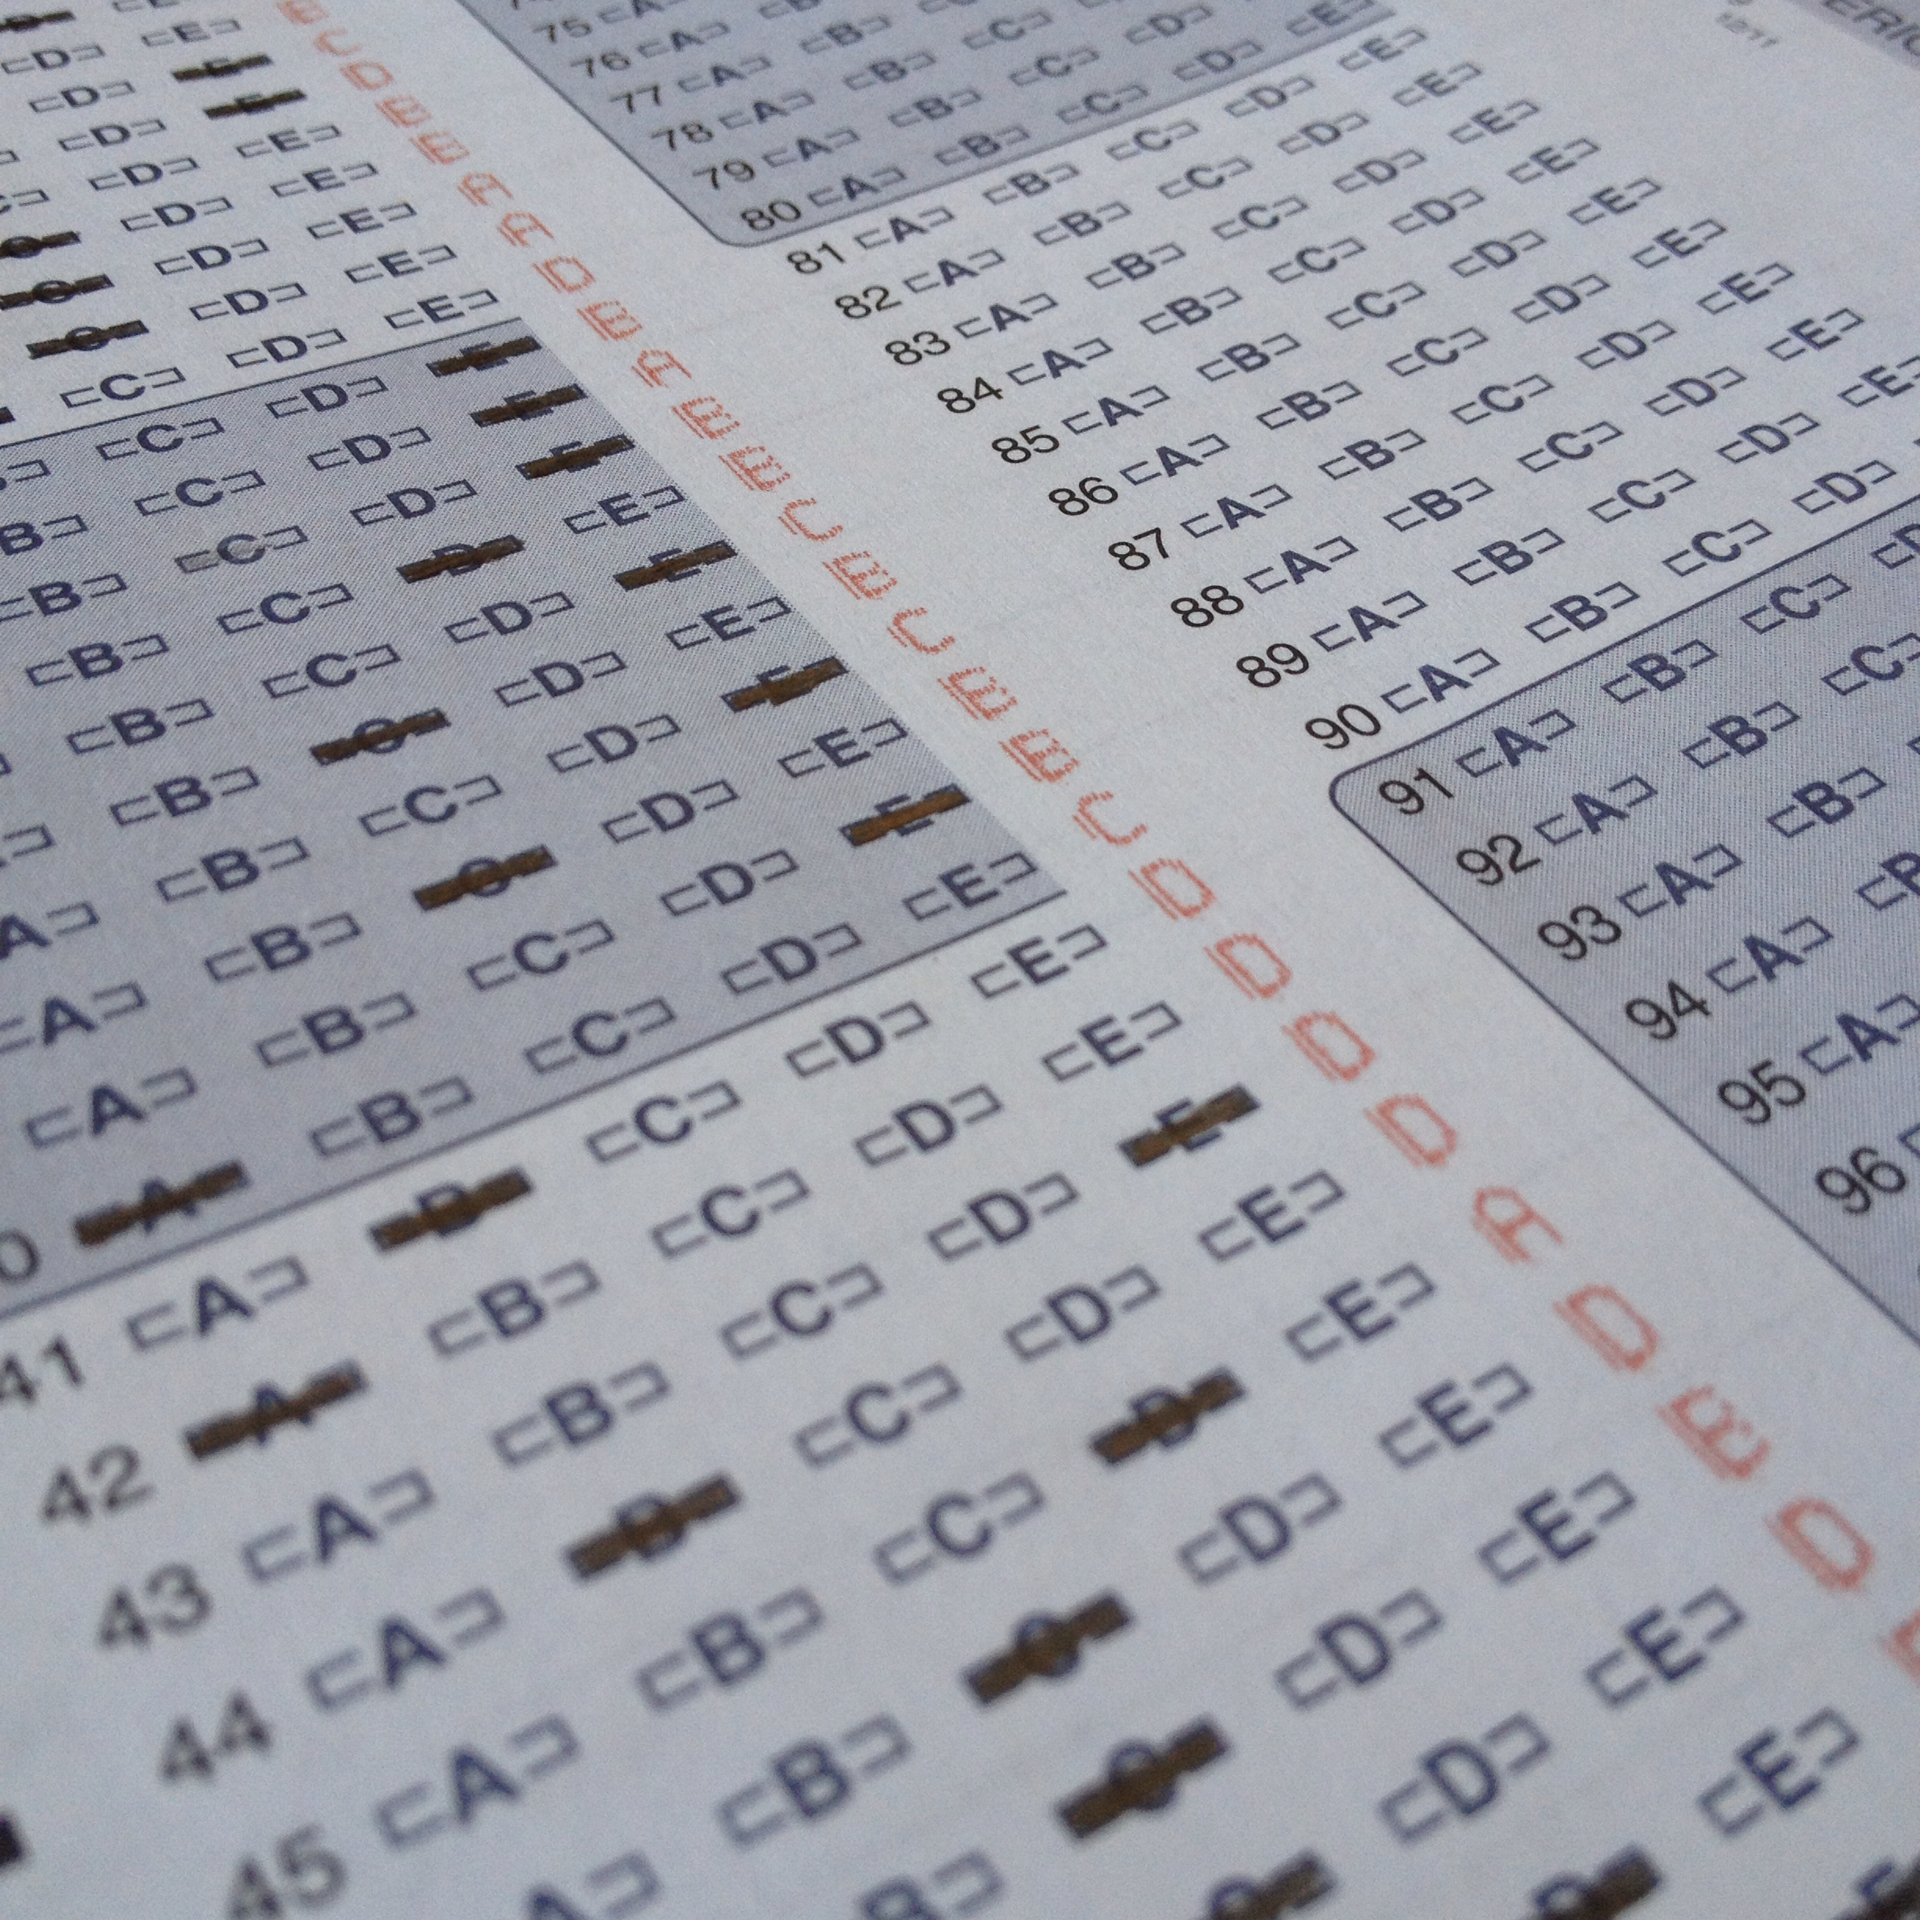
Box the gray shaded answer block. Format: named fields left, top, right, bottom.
left=449, top=0, right=1388, bottom=241
left=1334, top=494, right=1920, bottom=1340
left=0, top=324, right=1057, bottom=1309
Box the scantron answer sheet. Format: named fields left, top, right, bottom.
left=0, top=0, right=1917, bottom=1915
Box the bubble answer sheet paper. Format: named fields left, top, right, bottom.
left=0, top=0, right=1916, bottom=1916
